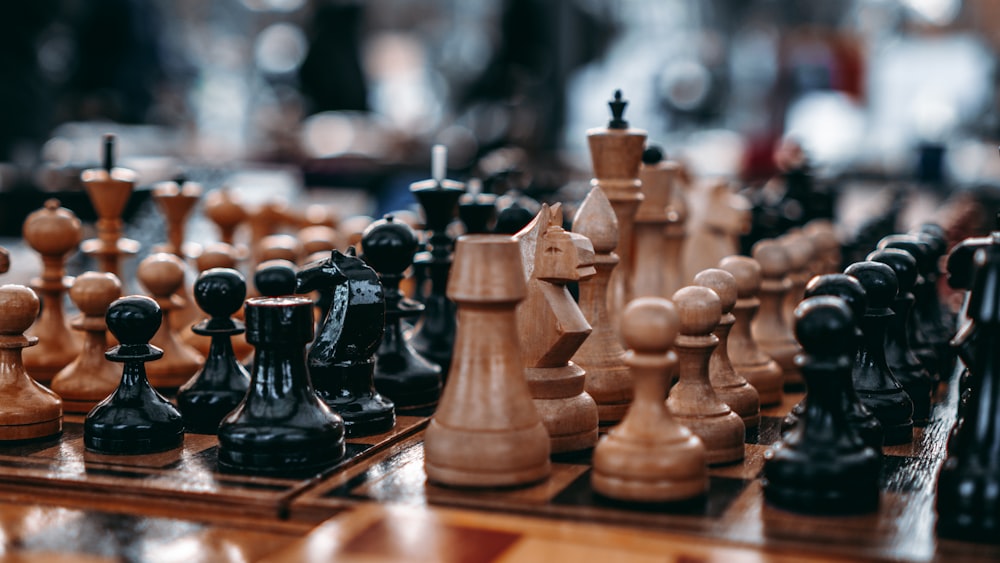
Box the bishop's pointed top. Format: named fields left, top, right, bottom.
left=608, top=90, right=628, bottom=129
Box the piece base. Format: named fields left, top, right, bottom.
left=592, top=472, right=707, bottom=503
left=218, top=441, right=347, bottom=477
left=0, top=418, right=62, bottom=442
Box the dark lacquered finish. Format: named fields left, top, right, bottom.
left=868, top=248, right=934, bottom=425
left=782, top=274, right=883, bottom=452
left=459, top=193, right=498, bottom=235
left=176, top=269, right=251, bottom=434
left=937, top=245, right=1000, bottom=543
left=914, top=224, right=957, bottom=376
left=764, top=297, right=881, bottom=514
left=362, top=216, right=441, bottom=411
left=84, top=296, right=185, bottom=454
left=297, top=250, right=395, bottom=437
left=408, top=178, right=464, bottom=377
left=843, top=261, right=914, bottom=445
left=254, top=259, right=297, bottom=297
left=218, top=296, right=346, bottom=475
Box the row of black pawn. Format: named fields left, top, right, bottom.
left=760, top=224, right=955, bottom=513
left=85, top=216, right=441, bottom=477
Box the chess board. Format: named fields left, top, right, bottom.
left=284, top=373, right=1000, bottom=562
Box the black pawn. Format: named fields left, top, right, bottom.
left=176, top=269, right=251, bottom=434
left=84, top=296, right=185, bottom=454
left=843, top=261, right=914, bottom=445
left=937, top=245, right=1000, bottom=542
left=459, top=188, right=497, bottom=235
left=763, top=296, right=881, bottom=514
left=408, top=175, right=464, bottom=377
left=362, top=216, right=442, bottom=411
left=782, top=274, right=883, bottom=452
left=296, top=249, right=395, bottom=436
left=217, top=296, right=346, bottom=475
left=915, top=223, right=957, bottom=375
left=868, top=248, right=934, bottom=424
left=254, top=259, right=297, bottom=297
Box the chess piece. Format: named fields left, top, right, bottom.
left=0, top=246, right=9, bottom=275
left=338, top=215, right=375, bottom=254
left=153, top=178, right=202, bottom=258
left=587, top=90, right=646, bottom=323
left=408, top=145, right=464, bottom=377
left=22, top=199, right=83, bottom=384
left=868, top=248, right=934, bottom=425
left=572, top=187, right=631, bottom=424
left=0, top=285, right=62, bottom=441
left=256, top=234, right=303, bottom=264
left=196, top=242, right=239, bottom=272
left=781, top=274, right=884, bottom=452
left=51, top=273, right=123, bottom=413
left=493, top=195, right=538, bottom=235
left=203, top=187, right=248, bottom=247
left=751, top=239, right=802, bottom=388
left=780, top=231, right=814, bottom=327
left=84, top=295, right=184, bottom=454
left=255, top=259, right=297, bottom=297
left=80, top=134, right=140, bottom=278
left=362, top=216, right=441, bottom=411
left=803, top=219, right=840, bottom=275
left=694, top=268, right=761, bottom=429
left=515, top=204, right=599, bottom=454
left=667, top=286, right=745, bottom=465
left=718, top=256, right=784, bottom=407
left=458, top=178, right=497, bottom=234
left=682, top=180, right=751, bottom=284
left=298, top=225, right=339, bottom=258
left=913, top=223, right=956, bottom=376
left=633, top=146, right=671, bottom=299
left=137, top=253, right=205, bottom=389
left=937, top=244, right=1000, bottom=542
left=763, top=296, right=881, bottom=514
left=218, top=296, right=346, bottom=475
left=249, top=200, right=295, bottom=262
left=662, top=152, right=688, bottom=298
left=176, top=269, right=252, bottom=434
left=424, top=235, right=551, bottom=487
left=592, top=297, right=708, bottom=502
left=296, top=249, right=395, bottom=436
left=843, top=261, right=914, bottom=445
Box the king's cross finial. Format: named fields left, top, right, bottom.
left=608, top=89, right=628, bottom=129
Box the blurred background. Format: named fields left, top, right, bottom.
left=1, top=0, right=999, bottom=251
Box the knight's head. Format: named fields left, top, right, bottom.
left=295, top=250, right=348, bottom=294
left=534, top=226, right=596, bottom=283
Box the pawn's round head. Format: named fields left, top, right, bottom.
left=361, top=215, right=418, bottom=276
left=106, top=295, right=162, bottom=345
left=844, top=261, right=897, bottom=311
left=196, top=242, right=238, bottom=271
left=671, top=285, right=722, bottom=336
left=780, top=232, right=813, bottom=273
left=621, top=297, right=679, bottom=354
left=0, top=284, right=39, bottom=335
left=879, top=235, right=931, bottom=275
left=752, top=240, right=790, bottom=279
left=794, top=296, right=856, bottom=357
left=719, top=255, right=762, bottom=299
left=70, top=272, right=122, bottom=317
left=694, top=268, right=737, bottom=314
left=254, top=259, right=297, bottom=297
left=867, top=248, right=917, bottom=295
left=137, top=253, right=187, bottom=297
left=916, top=223, right=948, bottom=257
left=194, top=268, right=246, bottom=319
left=804, top=274, right=867, bottom=322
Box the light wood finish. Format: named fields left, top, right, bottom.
left=423, top=235, right=551, bottom=487
left=695, top=268, right=761, bottom=429
left=780, top=231, right=815, bottom=328
left=339, top=215, right=375, bottom=253
left=79, top=152, right=140, bottom=278
left=297, top=225, right=339, bottom=258
left=633, top=159, right=671, bottom=299
left=256, top=233, right=303, bottom=264
left=515, top=204, right=599, bottom=454
left=0, top=285, right=62, bottom=440
left=592, top=297, right=708, bottom=502
left=137, top=253, right=205, bottom=389
left=682, top=180, right=751, bottom=285
left=51, top=273, right=122, bottom=413
left=21, top=199, right=83, bottom=384
left=153, top=180, right=204, bottom=343
left=803, top=219, right=841, bottom=275
left=720, top=255, right=784, bottom=406
left=586, top=94, right=646, bottom=326
left=203, top=187, right=248, bottom=246
left=571, top=187, right=631, bottom=424
left=667, top=285, right=745, bottom=465
left=662, top=159, right=688, bottom=298
left=751, top=240, right=802, bottom=388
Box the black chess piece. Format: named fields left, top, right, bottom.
left=763, top=296, right=881, bottom=514
left=868, top=248, right=934, bottom=425
left=937, top=244, right=1000, bottom=542
left=362, top=216, right=442, bottom=411
left=254, top=259, right=297, bottom=297
left=84, top=296, right=185, bottom=454
left=459, top=183, right=497, bottom=235
left=843, top=261, right=914, bottom=445
left=176, top=269, right=251, bottom=434
left=781, top=274, right=883, bottom=452
left=296, top=249, right=395, bottom=436
left=218, top=296, right=346, bottom=475
left=407, top=173, right=464, bottom=377
left=914, top=223, right=957, bottom=376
